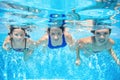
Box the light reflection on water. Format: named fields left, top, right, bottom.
left=0, top=0, right=120, bottom=80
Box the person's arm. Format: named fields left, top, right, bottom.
left=36, top=34, right=48, bottom=47
left=108, top=48, right=120, bottom=65
left=75, top=46, right=80, bottom=65
left=2, top=36, right=11, bottom=51
left=65, top=20, right=94, bottom=27
left=64, top=28, right=74, bottom=46
left=75, top=39, right=85, bottom=66
left=77, top=20, right=94, bottom=27
left=24, top=49, right=33, bottom=61
left=2, top=41, right=9, bottom=51
left=75, top=38, right=91, bottom=65
left=24, top=34, right=48, bottom=61
left=65, top=33, right=74, bottom=46
left=24, top=38, right=36, bottom=61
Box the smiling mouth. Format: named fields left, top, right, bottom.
left=54, top=38, right=59, bottom=41
left=99, top=39, right=105, bottom=43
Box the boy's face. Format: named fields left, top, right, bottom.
left=49, top=27, right=63, bottom=46
left=11, top=28, right=25, bottom=41
left=94, top=29, right=110, bottom=45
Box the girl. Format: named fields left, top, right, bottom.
left=2, top=25, right=35, bottom=60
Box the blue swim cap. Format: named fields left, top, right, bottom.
left=48, top=14, right=66, bottom=27
left=49, top=14, right=66, bottom=19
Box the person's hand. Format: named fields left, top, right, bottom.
left=75, top=59, right=80, bottom=66
left=2, top=46, right=10, bottom=51
left=117, top=59, right=120, bottom=66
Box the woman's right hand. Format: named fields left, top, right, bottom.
left=75, top=59, right=80, bottom=66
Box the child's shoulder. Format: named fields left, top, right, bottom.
left=26, top=38, right=35, bottom=44
left=78, top=36, right=93, bottom=44
left=25, top=38, right=35, bottom=48
left=105, top=39, right=114, bottom=49
left=107, top=38, right=114, bottom=48
left=5, top=36, right=11, bottom=43
left=108, top=38, right=114, bottom=44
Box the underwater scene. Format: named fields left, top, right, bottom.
left=0, top=0, right=120, bottom=80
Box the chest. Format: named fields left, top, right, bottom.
left=12, top=42, right=25, bottom=49
left=83, top=43, right=111, bottom=53
left=92, top=45, right=106, bottom=52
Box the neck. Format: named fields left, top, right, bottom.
left=93, top=37, right=102, bottom=47
left=12, top=39, right=25, bottom=45
left=51, top=40, right=62, bottom=46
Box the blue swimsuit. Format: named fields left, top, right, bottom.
left=48, top=34, right=67, bottom=49
left=11, top=38, right=27, bottom=52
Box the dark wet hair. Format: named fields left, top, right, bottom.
left=91, top=25, right=112, bottom=34
left=91, top=28, right=111, bottom=34
left=47, top=26, right=65, bottom=34
left=8, top=25, right=30, bottom=38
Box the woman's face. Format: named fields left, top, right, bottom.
left=49, top=27, right=63, bottom=46
left=94, top=29, right=110, bottom=45
left=11, top=28, right=25, bottom=41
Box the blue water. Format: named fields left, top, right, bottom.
left=0, top=0, right=120, bottom=80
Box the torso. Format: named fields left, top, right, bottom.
left=10, top=38, right=28, bottom=52
left=48, top=34, right=67, bottom=49
left=78, top=36, right=114, bottom=54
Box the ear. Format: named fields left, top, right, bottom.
left=9, top=33, right=13, bottom=38
left=91, top=30, right=95, bottom=34
left=8, top=33, right=10, bottom=35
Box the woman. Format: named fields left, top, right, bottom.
left=37, top=26, right=74, bottom=49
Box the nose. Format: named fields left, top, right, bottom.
left=54, top=35, right=58, bottom=40
left=100, top=35, right=105, bottom=39
left=18, top=36, right=22, bottom=39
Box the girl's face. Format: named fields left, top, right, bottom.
left=94, top=29, right=110, bottom=45
left=49, top=27, right=63, bottom=46
left=11, top=28, right=25, bottom=41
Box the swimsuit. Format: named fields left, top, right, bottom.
left=11, top=38, right=28, bottom=52
left=48, top=34, right=67, bottom=49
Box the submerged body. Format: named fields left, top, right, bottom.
left=75, top=25, right=120, bottom=66
left=37, top=27, right=74, bottom=49
left=2, top=27, right=35, bottom=60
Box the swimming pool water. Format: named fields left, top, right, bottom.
left=0, top=26, right=120, bottom=80
left=0, top=0, right=120, bottom=80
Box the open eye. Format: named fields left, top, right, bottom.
left=20, top=34, right=24, bottom=37
left=51, top=33, right=55, bottom=35
left=58, top=32, right=61, bottom=35
left=104, top=32, right=109, bottom=35
left=15, top=33, right=18, bottom=36
left=96, top=32, right=100, bottom=35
